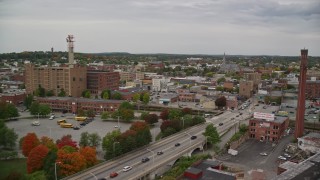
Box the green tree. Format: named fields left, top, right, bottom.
left=46, top=90, right=54, bottom=96
left=168, top=109, right=182, bottom=120
left=39, top=104, right=51, bottom=116
left=142, top=93, right=150, bottom=105
left=0, top=120, right=18, bottom=149
left=89, top=133, right=101, bottom=147
left=119, top=101, right=134, bottom=110
left=132, top=93, right=140, bottom=102
left=102, top=130, right=121, bottom=160
left=29, top=102, right=40, bottom=115
left=6, top=103, right=19, bottom=119
left=112, top=92, right=122, bottom=100
left=120, top=109, right=134, bottom=122
left=182, top=115, right=193, bottom=128
left=77, top=109, right=86, bottom=116
left=192, top=115, right=206, bottom=125
left=101, top=111, right=110, bottom=119
left=58, top=89, right=66, bottom=97
left=162, top=127, right=177, bottom=137
left=86, top=109, right=95, bottom=118
left=84, top=91, right=91, bottom=98
left=79, top=132, right=90, bottom=147
left=203, top=124, right=221, bottom=145
left=34, top=85, right=46, bottom=97
left=24, top=94, right=34, bottom=109
left=100, top=89, right=111, bottom=99
left=217, top=77, right=226, bottom=84
left=43, top=151, right=57, bottom=180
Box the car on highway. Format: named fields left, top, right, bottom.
left=141, top=157, right=150, bottom=163
left=219, top=123, right=223, bottom=126
left=191, top=135, right=197, bottom=140
left=259, top=152, right=268, bottom=156
left=284, top=153, right=291, bottom=158
left=123, top=166, right=132, bottom=172
left=157, top=151, right=163, bottom=155
left=278, top=156, right=287, bottom=161
left=109, top=172, right=118, bottom=178
left=175, top=143, right=181, bottom=147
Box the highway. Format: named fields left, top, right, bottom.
left=65, top=109, right=251, bottom=180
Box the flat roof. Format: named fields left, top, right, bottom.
left=37, top=97, right=124, bottom=103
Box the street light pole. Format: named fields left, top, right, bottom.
left=147, top=148, right=155, bottom=165
left=55, top=161, right=61, bottom=180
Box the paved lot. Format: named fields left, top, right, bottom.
left=218, top=134, right=294, bottom=179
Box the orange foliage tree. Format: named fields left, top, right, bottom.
left=56, top=134, right=77, bottom=149
left=26, top=144, right=49, bottom=173
left=40, top=136, right=57, bottom=151
left=22, top=133, right=40, bottom=157
left=56, top=149, right=86, bottom=177
left=79, top=146, right=98, bottom=167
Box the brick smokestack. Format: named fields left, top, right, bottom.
left=295, top=49, right=308, bottom=138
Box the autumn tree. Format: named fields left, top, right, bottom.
left=144, top=114, right=159, bottom=125
left=119, top=130, right=137, bottom=155
left=160, top=109, right=169, bottom=120
left=182, top=108, right=192, bottom=115
left=22, top=133, right=40, bottom=157
left=119, top=109, right=134, bottom=122
left=57, top=150, right=86, bottom=177
left=56, top=135, right=77, bottom=149
left=27, top=145, right=49, bottom=173
left=40, top=136, right=57, bottom=151
left=215, top=96, right=226, bottom=108
left=79, top=146, right=98, bottom=167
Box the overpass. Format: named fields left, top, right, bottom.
left=64, top=118, right=239, bottom=180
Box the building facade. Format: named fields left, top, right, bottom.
left=25, top=64, right=87, bottom=97
left=306, top=80, right=320, bottom=99
left=87, top=71, right=120, bottom=95
left=249, top=116, right=289, bottom=142
left=37, top=97, right=123, bottom=114
left=239, top=80, right=254, bottom=98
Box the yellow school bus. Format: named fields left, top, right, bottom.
left=75, top=116, right=87, bottom=121
left=57, top=119, right=67, bottom=125
left=60, top=123, right=73, bottom=128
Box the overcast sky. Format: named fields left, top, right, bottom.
left=1, top=0, right=319, bottom=56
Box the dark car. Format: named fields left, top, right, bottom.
left=239, top=113, right=243, bottom=115
left=109, top=172, right=118, bottom=178
left=73, top=126, right=80, bottom=130
left=80, top=122, right=86, bottom=126
left=191, top=136, right=197, bottom=140
left=219, top=123, right=223, bottom=126
left=99, top=178, right=107, bottom=180
left=175, top=143, right=180, bottom=147
left=141, top=157, right=150, bottom=163
left=157, top=151, right=163, bottom=155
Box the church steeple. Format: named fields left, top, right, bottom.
left=223, top=52, right=226, bottom=64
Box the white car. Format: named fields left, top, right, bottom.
left=259, top=152, right=268, bottom=156
left=283, top=153, right=291, bottom=158
left=32, top=121, right=40, bottom=126
left=123, top=166, right=132, bottom=172
left=278, top=156, right=286, bottom=160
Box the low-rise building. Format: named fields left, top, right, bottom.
left=37, top=97, right=123, bottom=114
left=159, top=94, right=179, bottom=105
left=249, top=114, right=289, bottom=142
left=179, top=93, right=196, bottom=102
left=0, top=91, right=26, bottom=105
left=297, top=133, right=320, bottom=153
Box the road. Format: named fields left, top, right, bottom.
left=66, top=108, right=252, bottom=180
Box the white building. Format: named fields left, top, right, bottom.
left=152, top=77, right=170, bottom=92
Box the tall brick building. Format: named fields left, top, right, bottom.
left=239, top=80, right=254, bottom=98
left=25, top=64, right=87, bottom=97
left=87, top=70, right=120, bottom=95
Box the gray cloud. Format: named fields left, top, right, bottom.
left=0, top=0, right=319, bottom=55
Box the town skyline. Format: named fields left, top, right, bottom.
left=1, top=0, right=319, bottom=56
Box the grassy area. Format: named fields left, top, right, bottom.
left=0, top=158, right=27, bottom=179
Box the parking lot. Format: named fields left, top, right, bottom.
left=219, top=134, right=294, bottom=179
left=6, top=113, right=133, bottom=157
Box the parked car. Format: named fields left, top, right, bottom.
left=278, top=156, right=287, bottom=160
left=109, top=172, right=118, bottom=178
left=141, top=157, right=150, bottom=163
left=73, top=126, right=80, bottom=130
left=32, top=121, right=40, bottom=126
left=175, top=143, right=180, bottom=147
left=259, top=152, right=268, bottom=156
left=283, top=153, right=291, bottom=158
left=123, top=166, right=132, bottom=172
left=219, top=123, right=224, bottom=126
left=157, top=151, right=163, bottom=155
left=191, top=135, right=197, bottom=140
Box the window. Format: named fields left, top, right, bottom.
left=73, top=77, right=75, bottom=81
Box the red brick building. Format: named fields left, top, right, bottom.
left=249, top=115, right=289, bottom=142
left=306, top=80, right=320, bottom=99
left=239, top=80, right=254, bottom=98
left=37, top=97, right=123, bottom=114
left=87, top=70, right=120, bottom=95
left=0, top=92, right=26, bottom=105
left=179, top=93, right=196, bottom=102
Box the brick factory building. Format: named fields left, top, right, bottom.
left=37, top=97, right=123, bottom=114
left=25, top=64, right=87, bottom=97
left=249, top=112, right=289, bottom=142
left=87, top=70, right=120, bottom=95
